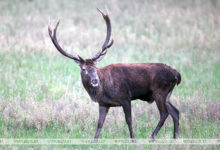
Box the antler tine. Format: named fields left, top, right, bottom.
left=97, top=8, right=105, bottom=17
left=92, top=8, right=114, bottom=61
left=48, top=21, right=81, bottom=62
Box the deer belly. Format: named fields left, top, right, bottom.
left=131, top=89, right=154, bottom=103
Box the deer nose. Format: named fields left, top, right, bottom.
left=91, top=79, right=98, bottom=85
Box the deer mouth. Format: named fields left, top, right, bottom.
left=91, top=83, right=99, bottom=87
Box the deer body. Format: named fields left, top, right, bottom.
left=83, top=63, right=180, bottom=106
left=48, top=9, right=181, bottom=141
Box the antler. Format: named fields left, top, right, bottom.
left=48, top=21, right=82, bottom=63
left=92, top=8, right=114, bottom=61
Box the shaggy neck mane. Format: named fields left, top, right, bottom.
left=83, top=81, right=102, bottom=102
left=88, top=86, right=99, bottom=101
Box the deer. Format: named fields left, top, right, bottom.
left=48, top=9, right=181, bottom=141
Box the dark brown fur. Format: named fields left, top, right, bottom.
left=81, top=62, right=181, bottom=141
left=83, top=63, right=180, bottom=106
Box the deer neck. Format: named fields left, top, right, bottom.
left=82, top=75, right=103, bottom=102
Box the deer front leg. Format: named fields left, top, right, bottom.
left=94, top=105, right=109, bottom=142
left=122, top=100, right=136, bottom=141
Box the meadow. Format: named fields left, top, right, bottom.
left=0, top=0, right=219, bottom=149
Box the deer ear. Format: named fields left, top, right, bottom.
left=74, top=55, right=85, bottom=66
left=73, top=59, right=81, bottom=65
left=95, top=55, right=105, bottom=63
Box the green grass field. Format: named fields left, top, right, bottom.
left=0, top=0, right=219, bottom=149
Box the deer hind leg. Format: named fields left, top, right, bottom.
left=165, top=92, right=179, bottom=139
left=151, top=94, right=169, bottom=139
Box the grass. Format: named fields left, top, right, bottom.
left=0, top=0, right=220, bottom=149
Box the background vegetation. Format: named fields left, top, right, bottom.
left=0, top=0, right=219, bottom=149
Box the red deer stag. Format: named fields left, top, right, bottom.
left=48, top=9, right=181, bottom=141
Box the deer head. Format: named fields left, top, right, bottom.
left=48, top=9, right=113, bottom=87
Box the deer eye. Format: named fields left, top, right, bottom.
left=82, top=68, right=86, bottom=72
